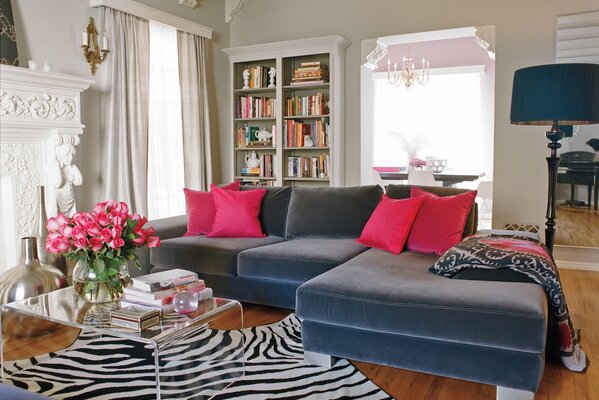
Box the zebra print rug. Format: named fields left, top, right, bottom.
left=3, top=314, right=392, bottom=399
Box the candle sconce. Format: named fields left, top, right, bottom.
left=81, top=17, right=109, bottom=76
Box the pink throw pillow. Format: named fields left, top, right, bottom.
left=183, top=181, right=241, bottom=236
left=207, top=185, right=266, bottom=238
left=406, top=187, right=477, bottom=255
left=357, top=195, right=425, bottom=254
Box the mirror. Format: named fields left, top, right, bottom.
left=554, top=11, right=599, bottom=249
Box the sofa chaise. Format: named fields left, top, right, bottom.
left=148, top=184, right=546, bottom=400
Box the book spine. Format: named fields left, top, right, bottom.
left=124, top=281, right=205, bottom=300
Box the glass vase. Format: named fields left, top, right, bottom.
left=72, top=258, right=132, bottom=303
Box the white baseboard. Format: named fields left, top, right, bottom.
left=554, top=245, right=599, bottom=272
left=555, top=260, right=599, bottom=272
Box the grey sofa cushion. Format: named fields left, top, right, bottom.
left=241, top=186, right=292, bottom=237
left=150, top=235, right=285, bottom=276
left=386, top=184, right=478, bottom=237
left=296, top=248, right=548, bottom=353
left=285, top=185, right=383, bottom=239
left=238, top=239, right=369, bottom=283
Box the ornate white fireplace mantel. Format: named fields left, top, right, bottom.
left=0, top=65, right=93, bottom=272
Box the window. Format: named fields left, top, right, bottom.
left=373, top=70, right=486, bottom=174
left=147, top=21, right=185, bottom=219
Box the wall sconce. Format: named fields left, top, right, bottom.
left=81, top=17, right=109, bottom=76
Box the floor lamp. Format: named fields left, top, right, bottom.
left=510, top=63, right=599, bottom=252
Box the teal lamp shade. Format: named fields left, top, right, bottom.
left=510, top=63, right=599, bottom=126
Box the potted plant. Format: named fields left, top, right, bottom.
left=45, top=200, right=160, bottom=303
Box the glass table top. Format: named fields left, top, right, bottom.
left=2, top=287, right=240, bottom=345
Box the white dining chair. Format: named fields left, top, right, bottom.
left=476, top=181, right=493, bottom=213
left=407, top=170, right=441, bottom=187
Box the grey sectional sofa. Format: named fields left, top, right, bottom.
left=148, top=184, right=546, bottom=400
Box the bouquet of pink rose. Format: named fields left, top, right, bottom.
left=46, top=200, right=160, bottom=302
left=409, top=158, right=427, bottom=169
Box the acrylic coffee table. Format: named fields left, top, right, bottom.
left=0, top=287, right=244, bottom=399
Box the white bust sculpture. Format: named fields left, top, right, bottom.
left=49, top=135, right=83, bottom=217
left=268, top=67, right=276, bottom=88
left=242, top=68, right=250, bottom=89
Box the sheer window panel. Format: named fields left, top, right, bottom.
left=148, top=21, right=186, bottom=219
left=373, top=72, right=484, bottom=173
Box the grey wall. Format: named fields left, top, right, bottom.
left=229, top=0, right=598, bottom=234
left=12, top=0, right=229, bottom=211
left=12, top=0, right=598, bottom=259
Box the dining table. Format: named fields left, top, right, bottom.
left=378, top=170, right=486, bottom=187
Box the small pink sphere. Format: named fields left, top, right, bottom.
left=173, top=291, right=199, bottom=315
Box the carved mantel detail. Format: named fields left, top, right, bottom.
left=0, top=65, right=93, bottom=272
left=1, top=90, right=78, bottom=120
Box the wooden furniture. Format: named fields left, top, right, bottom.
left=557, top=151, right=598, bottom=210
left=224, top=36, right=350, bottom=187
left=379, top=171, right=486, bottom=187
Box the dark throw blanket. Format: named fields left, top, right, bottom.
left=429, top=233, right=588, bottom=372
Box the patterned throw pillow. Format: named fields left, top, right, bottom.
left=430, top=234, right=554, bottom=278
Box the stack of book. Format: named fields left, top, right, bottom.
left=290, top=62, right=329, bottom=86
left=121, top=269, right=213, bottom=314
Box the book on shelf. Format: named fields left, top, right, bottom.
left=123, top=280, right=205, bottom=301
left=122, top=285, right=212, bottom=307
left=131, top=269, right=198, bottom=293
left=241, top=167, right=261, bottom=176
left=236, top=96, right=276, bottom=119
left=289, top=80, right=327, bottom=86
left=286, top=93, right=329, bottom=116
left=240, top=180, right=275, bottom=187
left=235, top=125, right=276, bottom=148
left=284, top=120, right=330, bottom=148
left=240, top=154, right=275, bottom=178
left=245, top=65, right=270, bottom=89
left=287, top=154, right=329, bottom=179
left=110, top=306, right=160, bottom=331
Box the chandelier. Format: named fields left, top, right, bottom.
left=387, top=53, right=430, bottom=88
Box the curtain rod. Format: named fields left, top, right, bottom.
left=90, top=0, right=213, bottom=39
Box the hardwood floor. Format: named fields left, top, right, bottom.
left=2, top=269, right=597, bottom=399
left=555, top=205, right=599, bottom=248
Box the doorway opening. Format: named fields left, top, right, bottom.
left=361, top=26, right=496, bottom=228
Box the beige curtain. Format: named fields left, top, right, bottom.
left=177, top=31, right=212, bottom=190
left=100, top=7, right=150, bottom=215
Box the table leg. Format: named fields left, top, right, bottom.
left=152, top=342, right=161, bottom=400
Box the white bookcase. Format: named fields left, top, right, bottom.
left=224, top=35, right=350, bottom=187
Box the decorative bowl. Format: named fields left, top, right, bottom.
left=428, top=159, right=447, bottom=173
